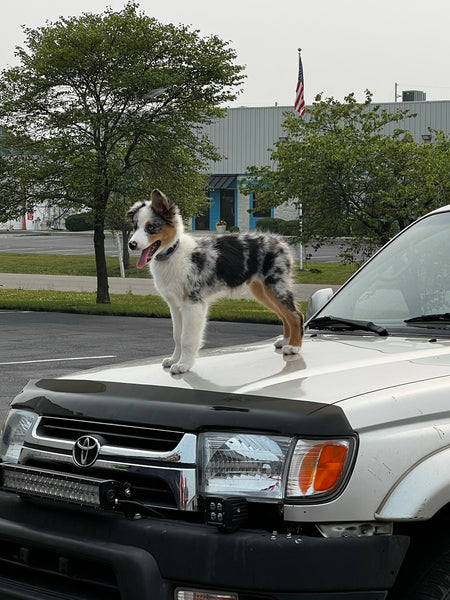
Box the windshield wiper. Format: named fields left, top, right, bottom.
left=405, top=313, right=450, bottom=325
left=308, top=316, right=389, bottom=336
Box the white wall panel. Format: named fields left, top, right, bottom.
left=206, top=101, right=450, bottom=174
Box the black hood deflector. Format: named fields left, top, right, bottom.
left=12, top=378, right=353, bottom=437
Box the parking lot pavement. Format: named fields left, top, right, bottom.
left=0, top=311, right=283, bottom=416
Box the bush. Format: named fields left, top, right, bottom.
left=279, top=220, right=299, bottom=236
left=255, top=217, right=299, bottom=236
left=65, top=212, right=94, bottom=231
left=255, top=217, right=285, bottom=233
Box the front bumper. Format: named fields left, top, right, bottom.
left=0, top=494, right=408, bottom=600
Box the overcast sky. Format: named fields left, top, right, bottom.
left=1, top=0, right=449, bottom=108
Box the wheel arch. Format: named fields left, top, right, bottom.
left=377, top=447, right=450, bottom=521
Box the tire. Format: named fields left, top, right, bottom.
left=393, top=549, right=450, bottom=599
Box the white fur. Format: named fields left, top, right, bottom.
left=150, top=234, right=207, bottom=373
left=129, top=205, right=211, bottom=373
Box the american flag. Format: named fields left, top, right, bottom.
left=295, top=50, right=306, bottom=116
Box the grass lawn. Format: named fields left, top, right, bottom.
left=0, top=288, right=307, bottom=323
left=0, top=253, right=148, bottom=278
left=0, top=252, right=352, bottom=321
left=295, top=261, right=358, bottom=285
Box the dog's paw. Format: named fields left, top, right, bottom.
left=162, top=353, right=182, bottom=368
left=169, top=362, right=192, bottom=374
left=274, top=336, right=289, bottom=349
left=162, top=357, right=176, bottom=369
left=282, top=344, right=300, bottom=355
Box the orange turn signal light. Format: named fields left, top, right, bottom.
left=298, top=442, right=349, bottom=495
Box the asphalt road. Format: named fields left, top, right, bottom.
left=0, top=231, right=343, bottom=262
left=0, top=310, right=281, bottom=419
left=0, top=231, right=119, bottom=256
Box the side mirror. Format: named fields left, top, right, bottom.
left=306, top=288, right=334, bottom=321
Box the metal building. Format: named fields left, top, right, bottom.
left=199, top=100, right=450, bottom=232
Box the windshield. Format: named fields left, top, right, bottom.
left=311, top=210, right=450, bottom=334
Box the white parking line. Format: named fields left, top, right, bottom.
left=0, top=355, right=116, bottom=366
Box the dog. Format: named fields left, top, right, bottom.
left=127, top=189, right=304, bottom=374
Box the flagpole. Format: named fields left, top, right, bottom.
left=295, top=49, right=305, bottom=269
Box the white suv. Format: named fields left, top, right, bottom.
left=1, top=206, right=450, bottom=599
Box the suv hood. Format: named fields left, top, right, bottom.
left=14, top=333, right=450, bottom=433
left=65, top=332, right=450, bottom=402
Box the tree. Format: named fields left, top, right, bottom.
left=0, top=2, right=244, bottom=302
left=241, top=91, right=450, bottom=261
left=432, top=130, right=450, bottom=202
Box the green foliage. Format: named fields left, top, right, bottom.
left=65, top=212, right=94, bottom=231
left=242, top=90, right=450, bottom=261
left=0, top=2, right=245, bottom=300
left=255, top=217, right=285, bottom=233
left=255, top=217, right=299, bottom=236
left=279, top=220, right=300, bottom=236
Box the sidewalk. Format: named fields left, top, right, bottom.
left=0, top=273, right=340, bottom=302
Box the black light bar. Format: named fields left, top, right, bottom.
left=0, top=464, right=120, bottom=509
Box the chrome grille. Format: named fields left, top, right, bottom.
left=37, top=417, right=183, bottom=452
left=19, top=416, right=198, bottom=511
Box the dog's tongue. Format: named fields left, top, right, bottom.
left=136, top=243, right=159, bottom=269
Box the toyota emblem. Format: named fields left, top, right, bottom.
left=72, top=435, right=101, bottom=468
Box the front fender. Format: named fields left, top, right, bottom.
left=376, top=446, right=450, bottom=520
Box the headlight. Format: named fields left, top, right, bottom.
left=0, top=409, right=38, bottom=464
left=199, top=432, right=293, bottom=500
left=286, top=438, right=355, bottom=500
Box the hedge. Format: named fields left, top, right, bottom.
left=65, top=212, right=94, bottom=231
left=255, top=217, right=299, bottom=236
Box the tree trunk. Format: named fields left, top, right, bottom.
left=122, top=227, right=130, bottom=270
left=93, top=222, right=110, bottom=304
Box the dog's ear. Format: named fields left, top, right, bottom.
left=127, top=201, right=146, bottom=220
left=151, top=189, right=177, bottom=220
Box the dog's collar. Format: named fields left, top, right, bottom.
left=155, top=239, right=180, bottom=261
